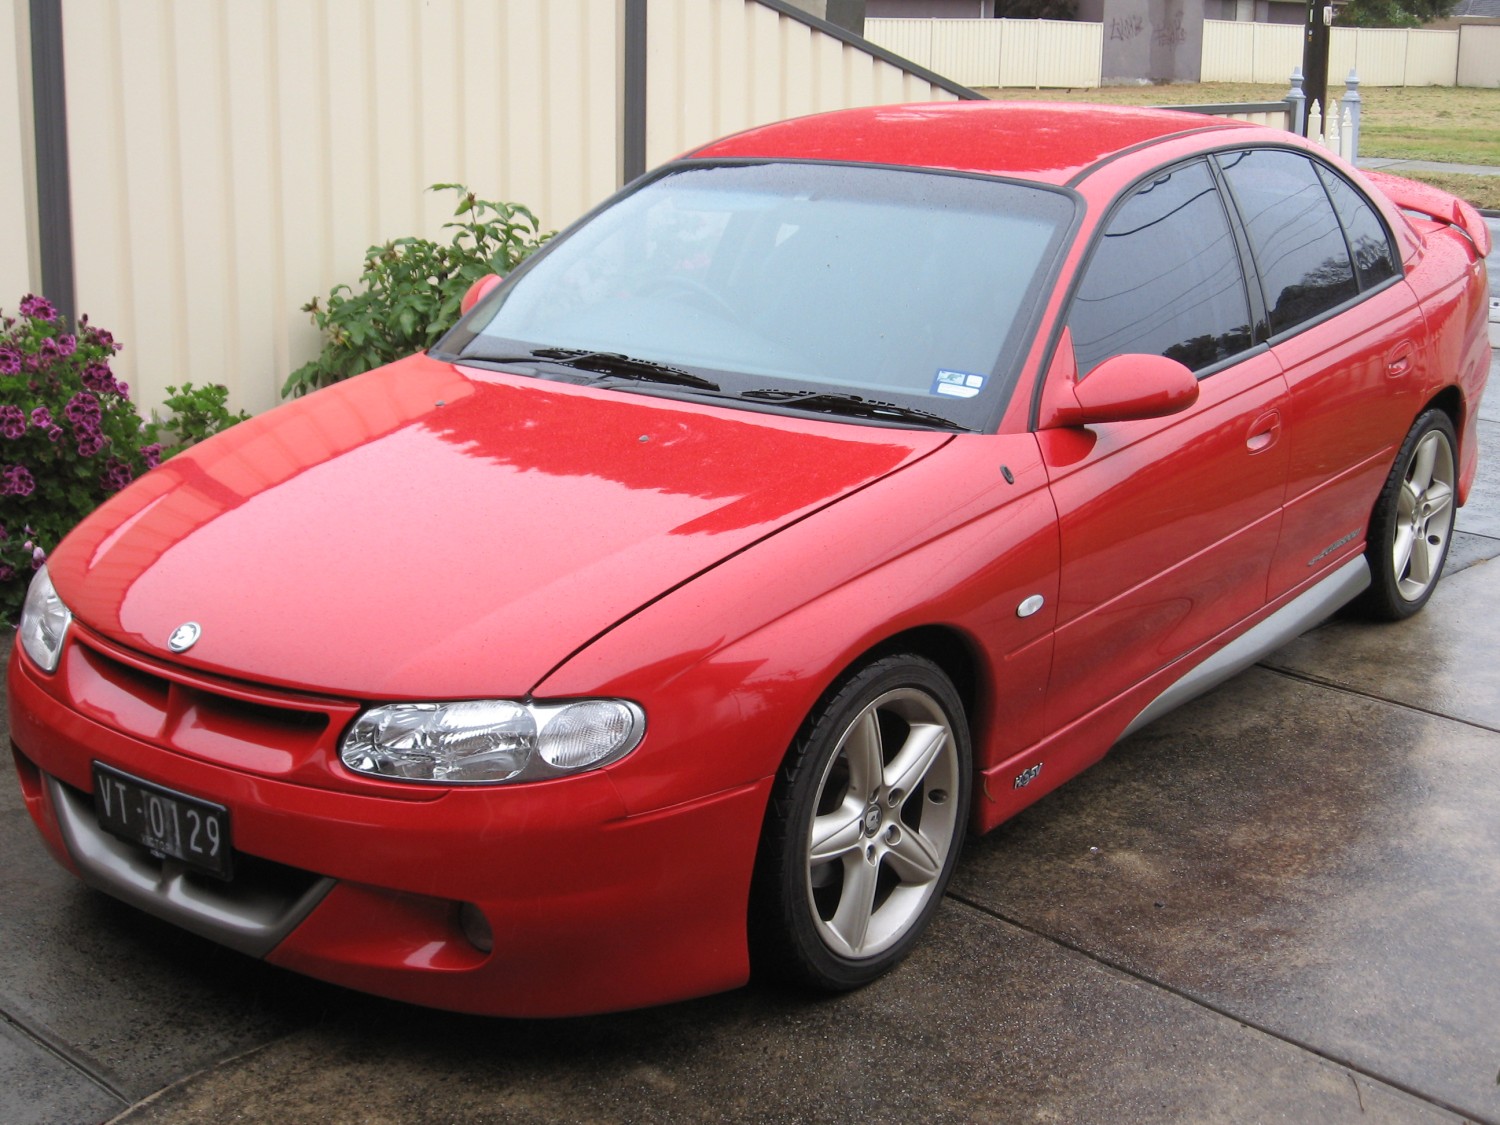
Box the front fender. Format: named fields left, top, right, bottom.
left=536, top=433, right=1061, bottom=819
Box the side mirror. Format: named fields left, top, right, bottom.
left=460, top=273, right=503, bottom=316
left=1040, top=340, right=1199, bottom=429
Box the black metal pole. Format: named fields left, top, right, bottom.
left=1302, top=0, right=1330, bottom=137
left=623, top=0, right=647, bottom=184
left=28, top=0, right=76, bottom=326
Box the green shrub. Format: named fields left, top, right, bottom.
left=282, top=184, right=549, bottom=398
left=0, top=296, right=160, bottom=621
left=152, top=382, right=249, bottom=453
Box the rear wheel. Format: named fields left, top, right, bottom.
left=750, top=655, right=971, bottom=991
left=1358, top=409, right=1457, bottom=621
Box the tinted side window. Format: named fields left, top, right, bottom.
left=1315, top=164, right=1399, bottom=290
left=1217, top=149, right=1356, bottom=335
left=1069, top=160, right=1251, bottom=377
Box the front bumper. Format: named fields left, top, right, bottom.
left=8, top=634, right=769, bottom=1017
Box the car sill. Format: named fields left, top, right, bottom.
left=1120, top=555, right=1371, bottom=739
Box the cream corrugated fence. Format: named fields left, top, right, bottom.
left=7, top=0, right=964, bottom=417
left=1202, top=21, right=1458, bottom=87
left=865, top=16, right=1101, bottom=88
left=1005, top=20, right=1101, bottom=88
left=1398, top=29, right=1460, bottom=86
left=13, top=2, right=1484, bottom=420
left=1457, top=25, right=1500, bottom=87
left=1200, top=20, right=1301, bottom=84
left=1, top=0, right=36, bottom=305
left=643, top=0, right=958, bottom=168
left=874, top=17, right=1466, bottom=89
left=57, top=0, right=622, bottom=416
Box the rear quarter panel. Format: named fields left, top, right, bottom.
left=1402, top=219, right=1490, bottom=502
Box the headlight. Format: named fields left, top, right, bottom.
left=340, top=698, right=645, bottom=785
left=18, top=566, right=71, bottom=673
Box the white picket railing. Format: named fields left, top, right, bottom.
left=1162, top=73, right=1361, bottom=164
left=1282, top=68, right=1363, bottom=162
left=1307, top=99, right=1357, bottom=161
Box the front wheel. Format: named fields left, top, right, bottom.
left=750, top=655, right=971, bottom=991
left=1357, top=408, right=1458, bottom=621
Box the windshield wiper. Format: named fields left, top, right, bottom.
left=461, top=347, right=719, bottom=391
left=738, top=389, right=971, bottom=431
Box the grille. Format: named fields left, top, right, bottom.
left=61, top=626, right=373, bottom=793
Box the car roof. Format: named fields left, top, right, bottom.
left=691, top=101, right=1255, bottom=186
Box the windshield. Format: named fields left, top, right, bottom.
left=442, top=161, right=1074, bottom=429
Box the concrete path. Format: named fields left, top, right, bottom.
left=4, top=271, right=1500, bottom=1124
left=1361, top=157, right=1500, bottom=179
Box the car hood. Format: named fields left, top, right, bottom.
left=51, top=355, right=950, bottom=698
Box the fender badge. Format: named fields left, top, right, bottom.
left=167, top=622, right=201, bottom=653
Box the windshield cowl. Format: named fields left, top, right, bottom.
left=457, top=346, right=721, bottom=391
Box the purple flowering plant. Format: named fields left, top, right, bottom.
left=0, top=296, right=159, bottom=621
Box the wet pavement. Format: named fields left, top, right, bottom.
left=5, top=301, right=1500, bottom=1121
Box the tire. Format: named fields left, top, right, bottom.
left=750, top=655, right=971, bottom=991
left=1356, top=408, right=1457, bottom=622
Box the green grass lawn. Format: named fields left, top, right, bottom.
left=979, top=83, right=1500, bottom=208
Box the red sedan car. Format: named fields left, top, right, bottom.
left=10, top=103, right=1490, bottom=1016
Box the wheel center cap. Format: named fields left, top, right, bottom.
left=863, top=804, right=883, bottom=836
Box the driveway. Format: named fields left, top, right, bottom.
left=5, top=300, right=1500, bottom=1122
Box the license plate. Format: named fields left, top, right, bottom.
left=92, top=763, right=233, bottom=880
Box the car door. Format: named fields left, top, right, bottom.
left=1040, top=157, right=1291, bottom=735
left=1213, top=148, right=1428, bottom=597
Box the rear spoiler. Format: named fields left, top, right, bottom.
left=1363, top=170, right=1492, bottom=258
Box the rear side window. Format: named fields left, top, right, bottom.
left=1315, top=163, right=1399, bottom=290
left=1217, top=149, right=1357, bottom=336
left=1069, top=159, right=1252, bottom=377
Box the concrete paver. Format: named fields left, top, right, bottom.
left=0, top=704, right=345, bottom=1106
left=1266, top=557, right=1500, bottom=729
left=955, top=665, right=1500, bottom=1122
left=0, top=1021, right=122, bottom=1125
left=1456, top=420, right=1500, bottom=539
left=1489, top=219, right=1500, bottom=302
left=111, top=907, right=1465, bottom=1125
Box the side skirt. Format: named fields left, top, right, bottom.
left=1120, top=554, right=1370, bottom=739
left=972, top=554, right=1370, bottom=832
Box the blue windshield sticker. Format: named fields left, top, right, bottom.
left=933, top=370, right=986, bottom=399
